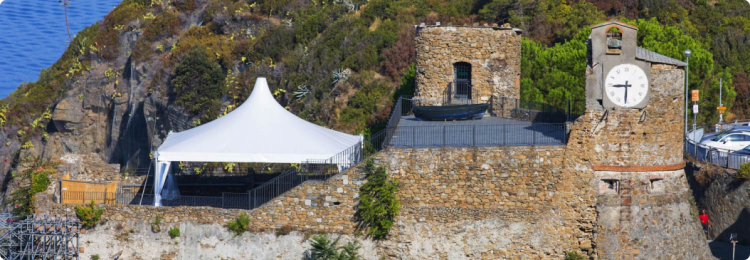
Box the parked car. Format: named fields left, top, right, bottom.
left=732, top=144, right=750, bottom=155
left=700, top=130, right=750, bottom=152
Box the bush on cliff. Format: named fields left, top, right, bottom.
left=226, top=212, right=250, bottom=236
left=7, top=157, right=56, bottom=218
left=306, top=234, right=361, bottom=260
left=357, top=159, right=399, bottom=239
left=170, top=46, right=226, bottom=118
left=738, top=163, right=750, bottom=179
left=75, top=200, right=104, bottom=229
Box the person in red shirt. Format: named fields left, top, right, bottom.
left=699, top=209, right=710, bottom=236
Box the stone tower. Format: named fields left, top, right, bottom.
left=414, top=23, right=521, bottom=115
left=567, top=21, right=712, bottom=259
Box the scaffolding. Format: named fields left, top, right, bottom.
left=0, top=213, right=80, bottom=260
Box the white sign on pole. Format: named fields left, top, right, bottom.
left=693, top=104, right=699, bottom=114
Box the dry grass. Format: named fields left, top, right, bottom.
left=274, top=224, right=294, bottom=237
left=694, top=163, right=720, bottom=186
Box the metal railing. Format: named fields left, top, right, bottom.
left=384, top=96, right=413, bottom=149
left=686, top=141, right=750, bottom=170
left=491, top=97, right=572, bottom=123
left=443, top=83, right=481, bottom=105
left=388, top=123, right=567, bottom=148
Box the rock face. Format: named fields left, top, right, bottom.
left=74, top=221, right=380, bottom=260
left=414, top=24, right=521, bottom=116
left=688, top=162, right=750, bottom=243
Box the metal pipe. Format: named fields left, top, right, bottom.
left=684, top=50, right=691, bottom=153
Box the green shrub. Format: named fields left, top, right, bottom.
left=565, top=251, right=587, bottom=260
left=152, top=215, right=162, bottom=232
left=91, top=254, right=100, bottom=260
left=168, top=226, right=180, bottom=239
left=170, top=46, right=226, bottom=117
left=307, top=234, right=362, bottom=260
left=738, top=163, right=750, bottom=179
left=132, top=11, right=182, bottom=61
left=8, top=157, right=56, bottom=218
left=357, top=159, right=399, bottom=239
left=226, top=213, right=250, bottom=236
left=75, top=200, right=104, bottom=229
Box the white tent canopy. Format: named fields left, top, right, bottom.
left=152, top=78, right=362, bottom=206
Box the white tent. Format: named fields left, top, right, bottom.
left=152, top=78, right=362, bottom=206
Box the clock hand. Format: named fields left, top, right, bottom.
left=611, top=81, right=632, bottom=104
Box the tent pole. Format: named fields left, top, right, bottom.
left=138, top=158, right=153, bottom=206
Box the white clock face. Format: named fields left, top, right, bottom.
left=605, top=63, right=649, bottom=108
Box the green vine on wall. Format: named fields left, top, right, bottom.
left=356, top=159, right=399, bottom=239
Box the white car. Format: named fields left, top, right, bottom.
left=700, top=130, right=750, bottom=152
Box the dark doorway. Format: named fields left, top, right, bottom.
left=454, top=62, right=472, bottom=100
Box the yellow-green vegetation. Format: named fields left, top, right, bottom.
left=75, top=200, right=105, bottom=229
left=738, top=163, right=750, bottom=179
left=21, top=141, right=33, bottom=150
left=565, top=251, right=587, bottom=260
left=168, top=226, right=180, bottom=239
left=226, top=212, right=250, bottom=236
left=151, top=215, right=162, bottom=232
left=307, top=234, right=362, bottom=260
left=132, top=10, right=182, bottom=60
left=7, top=157, right=56, bottom=218
left=0, top=103, right=8, bottom=126
left=357, top=160, right=399, bottom=239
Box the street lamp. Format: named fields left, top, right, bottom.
left=684, top=49, right=691, bottom=152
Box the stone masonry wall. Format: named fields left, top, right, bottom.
left=568, top=64, right=685, bottom=167
left=376, top=146, right=598, bottom=259
left=567, top=63, right=712, bottom=259
left=40, top=145, right=600, bottom=259
left=594, top=170, right=710, bottom=259
left=415, top=25, right=521, bottom=115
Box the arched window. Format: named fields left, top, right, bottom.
left=606, top=26, right=622, bottom=54
left=453, top=62, right=472, bottom=100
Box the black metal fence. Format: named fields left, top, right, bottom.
left=686, top=141, right=750, bottom=170
left=491, top=96, right=572, bottom=123
left=388, top=123, right=567, bottom=148
left=442, top=83, right=481, bottom=105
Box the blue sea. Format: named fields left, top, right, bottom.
left=0, top=0, right=122, bottom=99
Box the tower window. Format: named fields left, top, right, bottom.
left=599, top=179, right=620, bottom=194
left=650, top=178, right=665, bottom=193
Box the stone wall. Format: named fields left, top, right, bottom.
left=376, top=146, right=598, bottom=259
left=566, top=63, right=712, bottom=259
left=40, top=145, right=601, bottom=259
left=569, top=64, right=685, bottom=168
left=44, top=170, right=365, bottom=234
left=594, top=170, right=710, bottom=259
left=414, top=25, right=521, bottom=114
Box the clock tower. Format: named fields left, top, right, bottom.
left=566, top=21, right=712, bottom=259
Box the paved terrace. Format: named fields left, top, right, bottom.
left=388, top=116, right=567, bottom=148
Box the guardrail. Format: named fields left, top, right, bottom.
left=388, top=123, right=567, bottom=148
left=686, top=141, right=750, bottom=169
